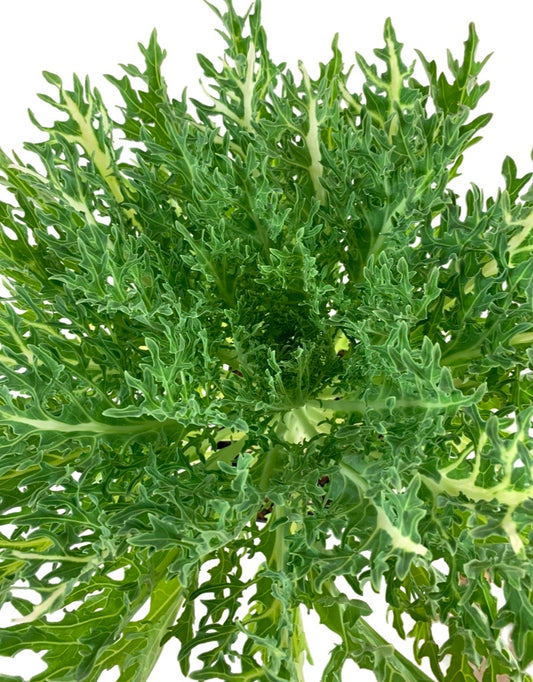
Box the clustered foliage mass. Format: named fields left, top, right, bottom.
left=0, top=1, right=532, bottom=680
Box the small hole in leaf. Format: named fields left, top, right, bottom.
left=106, top=567, right=125, bottom=581
left=97, top=665, right=120, bottom=682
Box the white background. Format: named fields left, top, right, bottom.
left=0, top=1, right=532, bottom=680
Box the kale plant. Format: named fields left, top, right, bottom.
left=0, top=1, right=532, bottom=680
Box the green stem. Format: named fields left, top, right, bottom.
left=354, top=617, right=437, bottom=681
left=315, top=578, right=436, bottom=681
left=259, top=446, right=283, bottom=492
left=267, top=503, right=287, bottom=572
left=264, top=509, right=310, bottom=681
left=90, top=554, right=187, bottom=681
left=292, top=604, right=311, bottom=682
